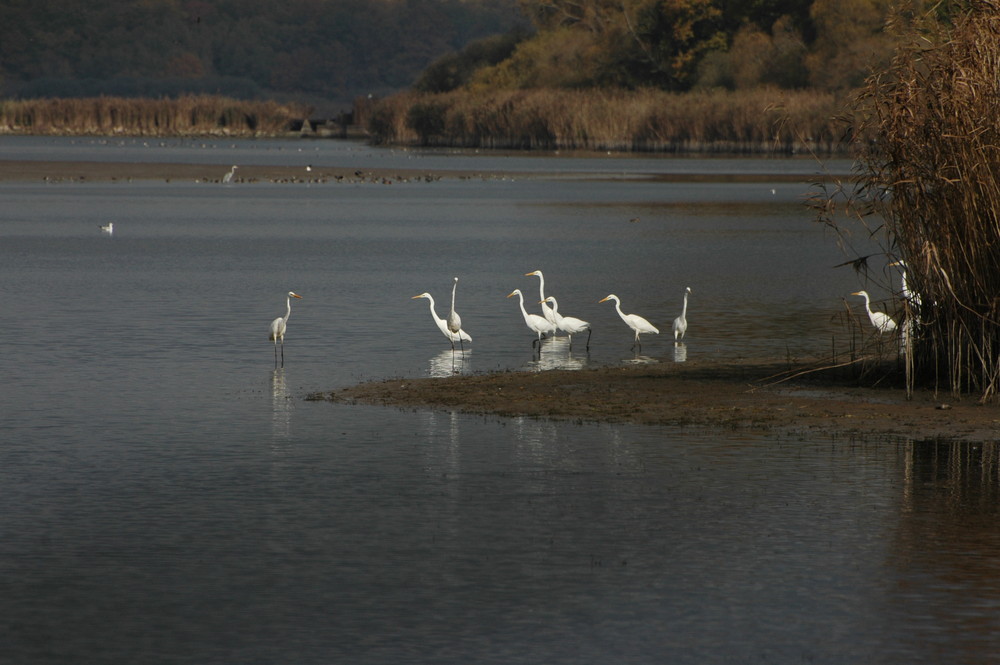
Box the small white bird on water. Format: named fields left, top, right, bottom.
left=269, top=291, right=302, bottom=366
left=99, top=222, right=114, bottom=235
left=851, top=290, right=897, bottom=334
left=223, top=165, right=238, bottom=183
left=672, top=287, right=691, bottom=341
left=508, top=289, right=557, bottom=348
left=541, top=296, right=591, bottom=350
left=412, top=292, right=472, bottom=350
left=599, top=294, right=659, bottom=349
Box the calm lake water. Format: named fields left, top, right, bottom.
left=1, top=137, right=998, bottom=664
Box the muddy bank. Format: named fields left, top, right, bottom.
left=309, top=359, right=1000, bottom=442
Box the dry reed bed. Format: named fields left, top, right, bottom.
left=369, top=88, right=851, bottom=153
left=0, top=96, right=309, bottom=136
left=852, top=7, right=1000, bottom=398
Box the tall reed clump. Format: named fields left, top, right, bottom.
left=852, top=6, right=1000, bottom=399
left=0, top=95, right=309, bottom=136
left=367, top=87, right=847, bottom=153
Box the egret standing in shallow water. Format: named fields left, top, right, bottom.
left=851, top=290, right=897, bottom=334
left=541, top=296, right=591, bottom=350
left=412, top=292, right=472, bottom=351
left=447, top=277, right=464, bottom=351
left=599, top=294, right=659, bottom=349
left=508, top=289, right=557, bottom=348
left=269, top=292, right=302, bottom=367
left=673, top=287, right=691, bottom=341
left=223, top=165, right=238, bottom=183
left=99, top=222, right=114, bottom=235
left=525, top=270, right=559, bottom=326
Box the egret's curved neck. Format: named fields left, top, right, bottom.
left=681, top=292, right=688, bottom=317
left=284, top=296, right=292, bottom=322
left=613, top=298, right=625, bottom=320
left=516, top=291, right=529, bottom=318
left=425, top=295, right=441, bottom=320
left=451, top=281, right=457, bottom=310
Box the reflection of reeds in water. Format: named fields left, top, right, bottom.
left=848, top=10, right=1000, bottom=398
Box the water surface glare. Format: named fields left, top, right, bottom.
left=1, top=139, right=997, bottom=664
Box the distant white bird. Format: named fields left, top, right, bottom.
left=599, top=294, right=659, bottom=349
left=412, top=292, right=472, bottom=350
left=508, top=288, right=557, bottom=348
left=99, top=222, right=113, bottom=234
left=525, top=270, right=559, bottom=326
left=851, top=290, right=897, bottom=334
left=223, top=165, right=238, bottom=183
left=447, top=277, right=464, bottom=351
left=269, top=291, right=302, bottom=366
left=541, top=296, right=591, bottom=350
left=672, top=287, right=691, bottom=341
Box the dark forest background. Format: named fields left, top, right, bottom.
left=0, top=0, right=968, bottom=114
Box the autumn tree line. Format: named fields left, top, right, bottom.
left=0, top=0, right=984, bottom=147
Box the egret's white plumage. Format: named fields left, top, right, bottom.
left=269, top=291, right=302, bottom=366
left=508, top=288, right=557, bottom=347
left=599, top=294, right=659, bottom=348
left=99, top=222, right=114, bottom=234
left=525, top=270, right=559, bottom=326
left=447, top=277, right=464, bottom=350
left=889, top=260, right=922, bottom=309
left=223, top=165, right=238, bottom=183
left=672, top=287, right=691, bottom=341
left=851, top=290, right=897, bottom=334
left=412, top=292, right=472, bottom=349
left=541, top=296, right=591, bottom=349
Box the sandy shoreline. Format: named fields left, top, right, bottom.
left=308, top=358, right=1000, bottom=442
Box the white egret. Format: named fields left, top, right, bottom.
left=541, top=296, right=591, bottom=350
left=412, top=292, right=472, bottom=350
left=447, top=277, right=464, bottom=351
left=599, top=294, right=659, bottom=349
left=525, top=270, right=559, bottom=326
left=851, top=290, right=897, bottom=334
left=889, top=260, right=922, bottom=309
left=672, top=287, right=691, bottom=341
left=269, top=292, right=303, bottom=366
left=508, top=289, right=557, bottom=348
left=99, top=222, right=114, bottom=234
left=223, top=165, right=238, bottom=183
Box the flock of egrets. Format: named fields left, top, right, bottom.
left=267, top=261, right=906, bottom=367
left=267, top=270, right=693, bottom=367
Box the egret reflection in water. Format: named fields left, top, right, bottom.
left=271, top=367, right=291, bottom=440
left=428, top=348, right=472, bottom=377
left=673, top=342, right=688, bottom=363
